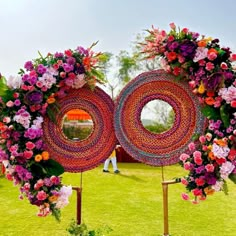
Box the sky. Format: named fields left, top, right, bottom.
left=0, top=0, right=236, bottom=78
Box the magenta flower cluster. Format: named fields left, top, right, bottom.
left=142, top=23, right=236, bottom=203
left=0, top=44, right=104, bottom=219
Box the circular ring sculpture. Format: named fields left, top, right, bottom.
left=43, top=86, right=117, bottom=172
left=114, top=69, right=205, bottom=166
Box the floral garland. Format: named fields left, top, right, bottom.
left=0, top=43, right=105, bottom=219
left=141, top=23, right=236, bottom=203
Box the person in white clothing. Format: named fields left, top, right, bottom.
left=103, top=146, right=120, bottom=174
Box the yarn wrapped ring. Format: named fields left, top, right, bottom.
left=114, top=69, right=205, bottom=166
left=43, top=86, right=117, bottom=172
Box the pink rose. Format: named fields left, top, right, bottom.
left=205, top=164, right=215, bottom=172
left=179, top=153, right=190, bottom=162
left=6, top=100, right=14, bottom=107
left=23, top=150, right=33, bottom=159
left=169, top=22, right=176, bottom=29
left=181, top=193, right=189, bottom=201
left=205, top=62, right=215, bottom=71
left=199, top=135, right=206, bottom=144
left=26, top=141, right=35, bottom=150
left=231, top=100, right=236, bottom=108
left=220, top=62, right=228, bottom=70
left=192, top=188, right=202, bottom=196
left=188, top=142, right=196, bottom=152
left=193, top=151, right=202, bottom=165
left=36, top=190, right=47, bottom=200
left=195, top=177, right=205, bottom=186
left=181, top=178, right=188, bottom=186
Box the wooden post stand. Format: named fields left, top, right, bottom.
left=162, top=179, right=179, bottom=236
left=72, top=187, right=82, bottom=225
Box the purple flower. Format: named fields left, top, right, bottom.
left=15, top=165, right=33, bottom=181
left=76, top=65, right=85, bottom=74
left=76, top=46, right=89, bottom=56
left=25, top=90, right=43, bottom=105
left=37, top=64, right=47, bottom=74
left=203, top=73, right=222, bottom=90
left=35, top=139, right=44, bottom=150
left=0, top=148, right=8, bottom=161
left=62, top=63, right=74, bottom=72
left=24, top=61, right=34, bottom=71
left=54, top=52, right=64, bottom=58
left=24, top=128, right=43, bottom=140
left=167, top=41, right=179, bottom=51
left=204, top=173, right=217, bottom=185
left=195, top=165, right=205, bottom=174
left=179, top=40, right=197, bottom=59
left=66, top=57, right=76, bottom=65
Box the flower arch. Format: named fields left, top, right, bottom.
left=0, top=44, right=107, bottom=219
left=141, top=23, right=236, bottom=203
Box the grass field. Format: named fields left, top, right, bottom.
left=0, top=163, right=236, bottom=236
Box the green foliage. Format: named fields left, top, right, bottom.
left=66, top=219, right=112, bottom=236
left=201, top=105, right=220, bottom=120
left=63, top=125, right=93, bottom=140
left=220, top=103, right=230, bottom=128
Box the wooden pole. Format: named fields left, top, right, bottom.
left=162, top=179, right=179, bottom=236
left=72, top=187, right=82, bottom=225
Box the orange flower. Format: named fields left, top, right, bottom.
left=208, top=151, right=215, bottom=160
left=215, top=139, right=227, bottom=146
left=197, top=40, right=207, bottom=47
left=35, top=154, right=42, bottom=162
left=207, top=48, right=218, bottom=55
left=83, top=57, right=91, bottom=70
left=48, top=195, right=58, bottom=202
left=47, top=97, right=56, bottom=104
left=204, top=187, right=215, bottom=195
left=205, top=97, right=215, bottom=105
left=42, top=151, right=49, bottom=161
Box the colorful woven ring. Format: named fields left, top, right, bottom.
left=43, top=86, right=117, bottom=172
left=114, top=69, right=205, bottom=166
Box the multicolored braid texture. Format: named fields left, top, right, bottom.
left=43, top=86, right=117, bottom=172
left=114, top=70, right=205, bottom=166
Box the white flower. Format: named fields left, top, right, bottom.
left=220, top=161, right=235, bottom=179
left=32, top=116, right=44, bottom=129
left=7, top=75, right=22, bottom=89
left=193, top=47, right=208, bottom=62
left=55, top=185, right=72, bottom=209
left=212, top=143, right=230, bottom=158
left=212, top=181, right=223, bottom=191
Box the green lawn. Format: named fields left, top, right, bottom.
left=0, top=163, right=236, bottom=236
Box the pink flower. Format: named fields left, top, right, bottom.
left=220, top=62, right=228, bottom=70
left=181, top=28, right=189, bottom=34
left=184, top=162, right=192, bottom=170
left=207, top=52, right=217, bottom=61
left=192, top=188, right=202, bottom=196
left=181, top=178, right=188, bottom=185
left=188, top=142, right=196, bottom=152
left=26, top=141, right=35, bottom=150
left=179, top=153, right=190, bottom=162
left=193, top=47, right=208, bottom=62
left=220, top=161, right=235, bottom=179
left=199, top=135, right=206, bottom=144
left=205, top=164, right=214, bottom=172
left=230, top=53, right=236, bottom=61
left=193, top=151, right=202, bottom=165
left=36, top=190, right=47, bottom=200
left=181, top=193, right=189, bottom=201
left=231, top=100, right=236, bottom=108
left=205, top=133, right=212, bottom=141
left=205, top=62, right=215, bottom=71
left=6, top=100, right=14, bottom=107
left=23, top=150, right=33, bottom=159
left=169, top=22, right=176, bottom=29
left=3, top=117, right=11, bottom=123
left=195, top=177, right=205, bottom=186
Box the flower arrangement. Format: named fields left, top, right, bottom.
left=0, top=43, right=105, bottom=219
left=141, top=23, right=236, bottom=203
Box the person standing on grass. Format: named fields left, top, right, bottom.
left=103, top=146, right=120, bottom=174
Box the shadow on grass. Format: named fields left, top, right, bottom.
left=117, top=173, right=146, bottom=182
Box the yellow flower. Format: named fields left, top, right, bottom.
left=198, top=81, right=205, bottom=94
left=35, top=154, right=42, bottom=162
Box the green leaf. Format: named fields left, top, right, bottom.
left=222, top=180, right=229, bottom=195
left=43, top=159, right=64, bottom=176
left=220, top=104, right=230, bottom=128
left=229, top=173, right=236, bottom=184
left=201, top=105, right=220, bottom=120
left=46, top=102, right=60, bottom=123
